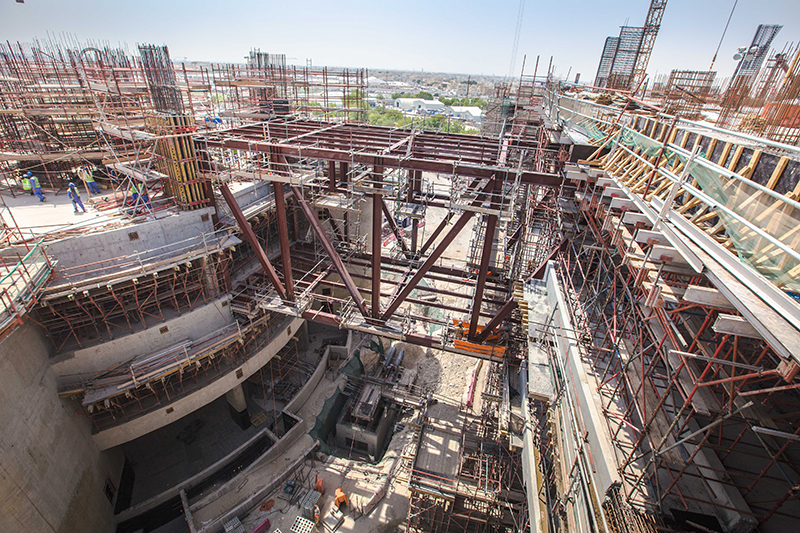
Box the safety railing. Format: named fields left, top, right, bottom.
left=0, top=241, right=54, bottom=336
left=47, top=227, right=238, bottom=291
left=544, top=88, right=800, bottom=297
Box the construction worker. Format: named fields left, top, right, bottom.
left=79, top=166, right=101, bottom=195
left=130, top=181, right=152, bottom=210
left=27, top=172, right=45, bottom=202
left=21, top=174, right=32, bottom=195
left=334, top=487, right=348, bottom=510
left=67, top=183, right=85, bottom=213
left=313, top=505, right=321, bottom=525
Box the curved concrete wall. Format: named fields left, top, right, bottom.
left=46, top=207, right=215, bottom=272
left=93, top=316, right=305, bottom=451
left=0, top=323, right=124, bottom=533
left=53, top=297, right=233, bottom=378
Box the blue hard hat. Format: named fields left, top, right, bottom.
left=69, top=182, right=76, bottom=187
left=26, top=172, right=32, bottom=176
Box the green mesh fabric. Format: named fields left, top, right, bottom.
left=611, top=125, right=800, bottom=295
left=676, top=153, right=800, bottom=294
left=309, top=386, right=346, bottom=454
left=619, top=128, right=665, bottom=158
left=339, top=349, right=364, bottom=378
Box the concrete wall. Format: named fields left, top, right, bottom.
left=93, top=316, right=305, bottom=450
left=115, top=428, right=276, bottom=523
left=546, top=263, right=620, bottom=494
left=284, top=345, right=329, bottom=414
left=335, top=401, right=396, bottom=460
left=0, top=323, right=124, bottom=533
left=47, top=207, right=215, bottom=272
left=215, top=181, right=274, bottom=221
left=52, top=297, right=233, bottom=377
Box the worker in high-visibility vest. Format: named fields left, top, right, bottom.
left=27, top=172, right=45, bottom=202
left=79, top=166, right=100, bottom=195
left=130, top=181, right=151, bottom=210
left=334, top=487, right=348, bottom=510
left=67, top=182, right=85, bottom=213
left=21, top=174, right=32, bottom=195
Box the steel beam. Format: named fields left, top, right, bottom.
left=219, top=183, right=287, bottom=300
left=468, top=179, right=499, bottom=339
left=323, top=209, right=345, bottom=242
left=475, top=297, right=517, bottom=343
left=199, top=135, right=561, bottom=185
left=372, top=164, right=383, bottom=318
left=380, top=179, right=495, bottom=321
left=273, top=183, right=294, bottom=299
left=419, top=211, right=454, bottom=254
left=380, top=197, right=410, bottom=256
left=291, top=186, right=370, bottom=319
left=409, top=170, right=421, bottom=253
left=327, top=160, right=337, bottom=192
left=527, top=238, right=569, bottom=281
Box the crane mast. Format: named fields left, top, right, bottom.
left=631, top=0, right=668, bottom=91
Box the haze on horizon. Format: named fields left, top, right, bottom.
left=2, top=0, right=799, bottom=83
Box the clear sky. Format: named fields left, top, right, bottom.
left=1, top=0, right=798, bottom=82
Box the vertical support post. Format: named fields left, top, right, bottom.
left=291, top=186, right=370, bottom=319
left=469, top=179, right=499, bottom=339
left=409, top=170, right=421, bottom=253
left=219, top=183, right=287, bottom=300
left=372, top=164, right=383, bottom=318
left=328, top=160, right=337, bottom=192
left=273, top=182, right=294, bottom=300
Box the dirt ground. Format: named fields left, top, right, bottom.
left=234, top=172, right=492, bottom=532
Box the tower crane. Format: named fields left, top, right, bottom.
left=631, top=0, right=668, bottom=91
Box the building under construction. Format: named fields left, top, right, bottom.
left=1, top=26, right=799, bottom=533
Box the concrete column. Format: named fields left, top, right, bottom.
left=225, top=383, right=250, bottom=430
left=297, top=320, right=310, bottom=351
left=201, top=256, right=220, bottom=297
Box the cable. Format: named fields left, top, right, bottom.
left=710, top=0, right=739, bottom=70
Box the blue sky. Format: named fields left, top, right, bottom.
left=1, top=0, right=798, bottom=82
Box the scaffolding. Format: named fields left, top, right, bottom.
left=661, top=70, right=716, bottom=120
left=545, top=89, right=800, bottom=532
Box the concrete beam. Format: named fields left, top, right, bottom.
left=683, top=286, right=737, bottom=312
left=713, top=314, right=764, bottom=340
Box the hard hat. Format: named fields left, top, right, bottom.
left=26, top=172, right=32, bottom=176
left=68, top=182, right=76, bottom=187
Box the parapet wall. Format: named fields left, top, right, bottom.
left=46, top=206, right=216, bottom=275
left=53, top=296, right=233, bottom=378
left=92, top=316, right=305, bottom=450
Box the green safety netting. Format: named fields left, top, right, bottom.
left=620, top=128, right=671, bottom=158
left=309, top=350, right=364, bottom=453
left=339, top=349, right=364, bottom=378
left=615, top=126, right=800, bottom=295
left=573, top=114, right=613, bottom=146
left=676, top=152, right=800, bottom=295
left=308, top=386, right=346, bottom=455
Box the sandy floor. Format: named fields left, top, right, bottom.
left=1, top=189, right=116, bottom=238
left=192, top=171, right=494, bottom=531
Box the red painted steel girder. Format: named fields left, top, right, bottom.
left=291, top=186, right=371, bottom=319
left=219, top=183, right=287, bottom=300
left=196, top=120, right=561, bottom=185
left=380, top=179, right=496, bottom=321
left=475, top=297, right=518, bottom=343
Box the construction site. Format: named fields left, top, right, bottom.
left=2, top=2, right=800, bottom=533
